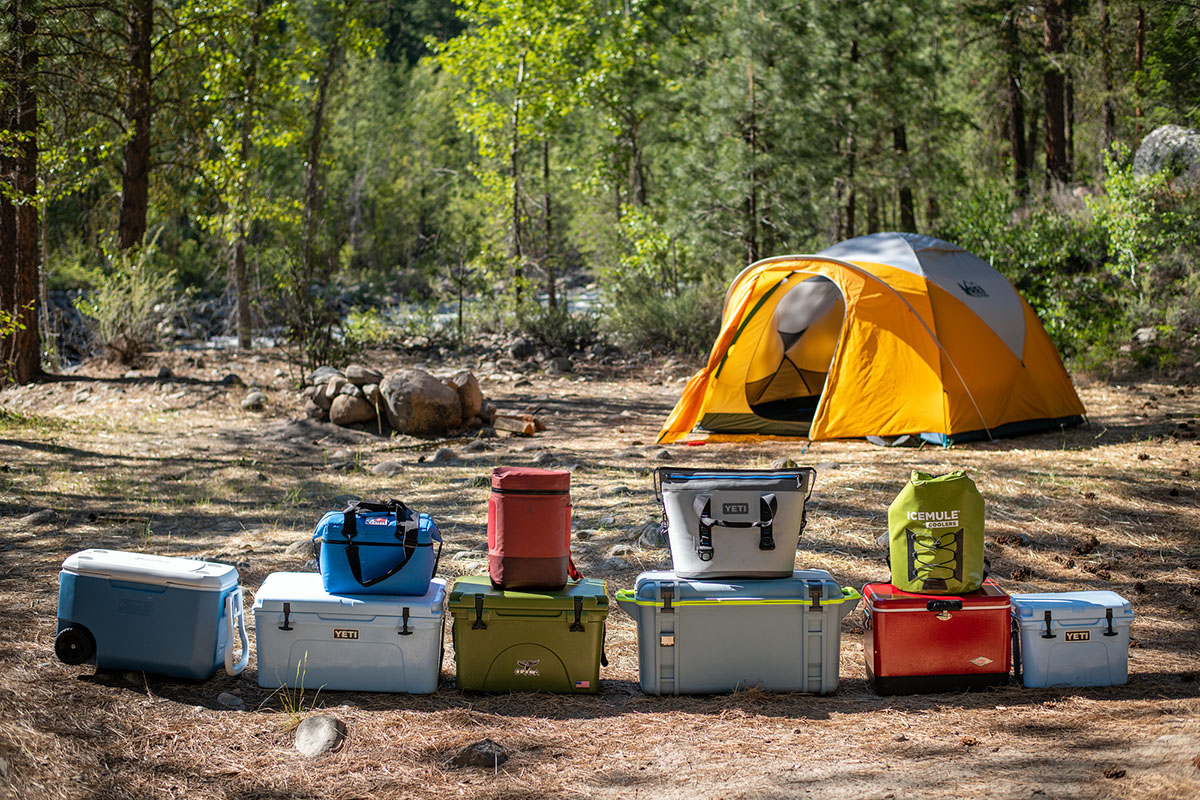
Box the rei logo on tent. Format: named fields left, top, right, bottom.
left=957, top=280, right=989, bottom=298
left=514, top=659, right=541, bottom=677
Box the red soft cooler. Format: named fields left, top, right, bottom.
left=863, top=579, right=1011, bottom=695
left=488, top=466, right=579, bottom=590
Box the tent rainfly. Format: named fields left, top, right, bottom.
left=658, top=232, right=1086, bottom=445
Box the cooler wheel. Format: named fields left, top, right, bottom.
left=55, top=625, right=96, bottom=665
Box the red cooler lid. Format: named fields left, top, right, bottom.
left=864, top=578, right=1009, bottom=611
left=491, top=466, right=571, bottom=492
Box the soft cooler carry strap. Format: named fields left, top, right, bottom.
left=224, top=588, right=249, bottom=677
left=692, top=493, right=778, bottom=561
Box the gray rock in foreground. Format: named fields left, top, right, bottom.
left=330, top=394, right=375, bottom=426
left=295, top=715, right=346, bottom=757
left=371, top=460, right=405, bottom=477
left=448, top=738, right=509, bottom=769
left=241, top=391, right=267, bottom=411
left=381, top=368, right=463, bottom=434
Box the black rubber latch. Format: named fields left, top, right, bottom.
left=1042, top=609, right=1056, bottom=639
left=661, top=585, right=675, bottom=614
left=570, top=595, right=585, bottom=632
left=1104, top=607, right=1118, bottom=637
left=472, top=594, right=487, bottom=630
left=808, top=580, right=823, bottom=609
left=926, top=599, right=964, bottom=612
left=279, top=602, right=293, bottom=631
left=400, top=606, right=412, bottom=636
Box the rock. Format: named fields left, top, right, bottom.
left=446, top=370, right=483, bottom=420
left=599, top=514, right=618, bottom=527
left=330, top=394, right=375, bottom=426
left=241, top=391, right=267, bottom=411
left=463, top=439, right=491, bottom=453
left=509, top=339, right=538, bottom=360
left=19, top=508, right=56, bottom=526
left=600, top=557, right=631, bottom=573
left=325, top=375, right=348, bottom=401
left=216, top=691, right=244, bottom=709
left=604, top=485, right=633, bottom=497
left=123, top=369, right=143, bottom=379
left=304, top=398, right=328, bottom=421
left=1133, top=327, right=1157, bottom=344
left=546, top=356, right=573, bottom=374
left=381, top=368, right=463, bottom=434
left=275, top=368, right=287, bottom=378
left=345, top=364, right=383, bottom=386
left=637, top=522, right=668, bottom=549
left=513, top=378, right=532, bottom=388
left=362, top=383, right=381, bottom=405
left=295, top=715, right=346, bottom=757
left=1134, top=124, right=1200, bottom=184
left=533, top=452, right=557, bottom=466
left=815, top=462, right=840, bottom=471
left=338, top=382, right=365, bottom=399
left=312, top=385, right=333, bottom=411
left=770, top=457, right=798, bottom=469
left=615, top=449, right=643, bottom=459
left=479, top=400, right=498, bottom=426
left=478, top=426, right=498, bottom=439
left=73, top=388, right=90, bottom=403
left=220, top=373, right=244, bottom=387
left=654, top=449, right=671, bottom=460
left=301, top=385, right=318, bottom=400
left=452, top=550, right=486, bottom=562
left=156, top=366, right=173, bottom=380
left=432, top=448, right=457, bottom=463
left=286, top=539, right=312, bottom=555
left=875, top=531, right=890, bottom=548
left=448, top=738, right=510, bottom=769
left=370, top=460, right=406, bottom=477
left=608, top=543, right=636, bottom=558
left=305, top=366, right=343, bottom=387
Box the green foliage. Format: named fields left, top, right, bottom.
left=74, top=240, right=183, bottom=364
left=342, top=307, right=395, bottom=348
left=604, top=279, right=723, bottom=356
left=515, top=304, right=600, bottom=353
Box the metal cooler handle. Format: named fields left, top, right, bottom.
left=225, top=588, right=250, bottom=676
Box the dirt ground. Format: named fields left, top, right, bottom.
left=0, top=348, right=1197, bottom=800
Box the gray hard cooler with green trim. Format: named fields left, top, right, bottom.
left=615, top=569, right=859, bottom=695
left=657, top=467, right=815, bottom=579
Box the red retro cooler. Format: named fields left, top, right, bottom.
left=863, top=579, right=1011, bottom=695
left=487, top=466, right=580, bottom=590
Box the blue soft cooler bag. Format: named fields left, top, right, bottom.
left=313, top=499, right=442, bottom=595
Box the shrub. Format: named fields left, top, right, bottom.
left=604, top=279, right=723, bottom=356
left=515, top=304, right=601, bottom=353
left=74, top=242, right=182, bottom=364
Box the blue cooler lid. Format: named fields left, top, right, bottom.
left=1010, top=591, right=1133, bottom=626
left=253, top=572, right=445, bottom=618
left=630, top=569, right=852, bottom=607
left=61, top=549, right=238, bottom=591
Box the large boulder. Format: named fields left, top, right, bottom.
left=381, top=369, right=463, bottom=434
left=1134, top=125, right=1200, bottom=184
left=330, top=394, right=376, bottom=426
left=445, top=370, right=483, bottom=420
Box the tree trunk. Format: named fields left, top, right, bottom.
left=894, top=123, right=916, bottom=232
left=1, top=0, right=41, bottom=385
left=1042, top=0, right=1069, bottom=185
left=1134, top=5, right=1144, bottom=138
left=866, top=193, right=880, bottom=234
left=1003, top=8, right=1028, bottom=199
left=843, top=39, right=859, bottom=241
left=117, top=0, right=153, bottom=250
left=233, top=0, right=261, bottom=349
left=510, top=54, right=525, bottom=301
left=301, top=34, right=342, bottom=285
left=629, top=118, right=646, bottom=207
left=744, top=56, right=759, bottom=264
left=542, top=138, right=556, bottom=309
left=1099, top=0, right=1116, bottom=153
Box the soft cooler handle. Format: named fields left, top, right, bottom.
left=224, top=588, right=249, bottom=677
left=692, top=493, right=778, bottom=561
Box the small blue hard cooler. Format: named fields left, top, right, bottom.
left=56, top=549, right=249, bottom=680
left=1010, top=591, right=1133, bottom=688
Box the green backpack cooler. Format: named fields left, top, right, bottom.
left=887, top=470, right=985, bottom=594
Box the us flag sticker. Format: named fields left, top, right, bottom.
left=575, top=680, right=590, bottom=689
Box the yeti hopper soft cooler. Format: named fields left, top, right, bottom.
left=1010, top=591, right=1133, bottom=688
left=615, top=570, right=859, bottom=695
left=448, top=575, right=607, bottom=693
left=253, top=572, right=445, bottom=694
left=313, top=499, right=441, bottom=596
left=487, top=467, right=579, bottom=590
left=55, top=549, right=249, bottom=680
left=863, top=579, right=1010, bottom=695
left=657, top=467, right=815, bottom=579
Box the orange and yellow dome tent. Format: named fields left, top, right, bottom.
left=657, top=233, right=1086, bottom=445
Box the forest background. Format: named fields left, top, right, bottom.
left=1, top=0, right=1199, bottom=384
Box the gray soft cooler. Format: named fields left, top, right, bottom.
left=615, top=569, right=859, bottom=695
left=657, top=467, right=815, bottom=579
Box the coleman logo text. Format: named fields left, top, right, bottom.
left=333, top=629, right=359, bottom=640
left=908, top=509, right=960, bottom=529
left=1065, top=630, right=1091, bottom=642
left=723, top=503, right=750, bottom=515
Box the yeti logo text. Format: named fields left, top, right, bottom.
left=514, top=659, right=541, bottom=677
left=1065, top=630, right=1091, bottom=642
left=908, top=509, right=960, bottom=529
left=958, top=280, right=989, bottom=298
left=333, top=629, right=359, bottom=640
left=722, top=503, right=750, bottom=515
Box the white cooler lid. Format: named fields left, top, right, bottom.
left=253, top=572, right=445, bottom=617
left=1011, top=591, right=1133, bottom=624
left=61, top=548, right=239, bottom=591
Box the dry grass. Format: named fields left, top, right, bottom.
left=0, top=351, right=1197, bottom=799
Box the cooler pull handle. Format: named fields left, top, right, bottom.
left=1104, top=608, right=1118, bottom=637
left=570, top=596, right=585, bottom=632
left=661, top=585, right=675, bottom=613
left=808, top=580, right=824, bottom=610
left=472, top=594, right=487, bottom=630
left=400, top=607, right=413, bottom=636
left=224, top=589, right=249, bottom=676
left=279, top=602, right=294, bottom=631
left=1041, top=610, right=1056, bottom=639
left=1011, top=617, right=1023, bottom=685
left=926, top=599, right=963, bottom=612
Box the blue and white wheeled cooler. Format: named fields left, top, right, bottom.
left=615, top=569, right=860, bottom=695
left=252, top=572, right=445, bottom=693
left=1010, top=591, right=1133, bottom=688
left=55, top=549, right=249, bottom=679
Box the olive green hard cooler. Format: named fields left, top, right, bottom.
left=448, top=576, right=608, bottom=693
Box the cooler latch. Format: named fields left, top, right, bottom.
left=1104, top=607, right=1118, bottom=637
left=661, top=585, right=675, bottom=613
left=472, top=594, right=487, bottom=630
left=399, top=607, right=413, bottom=636
left=808, top=580, right=823, bottom=610
left=570, top=596, right=585, bottom=632
left=279, top=602, right=293, bottom=631
left=1041, top=610, right=1056, bottom=639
